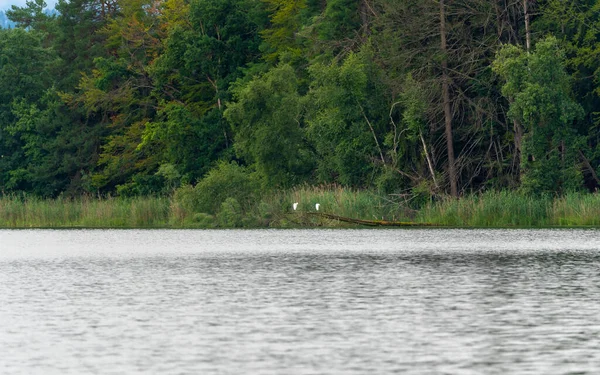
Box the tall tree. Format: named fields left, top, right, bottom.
left=493, top=36, right=584, bottom=194
left=146, top=0, right=268, bottom=183
left=225, top=64, right=313, bottom=187
left=73, top=0, right=164, bottom=194
left=0, top=28, right=56, bottom=193
left=534, top=0, right=600, bottom=189
left=438, top=0, right=457, bottom=197
left=304, top=51, right=389, bottom=187
left=373, top=0, right=518, bottom=194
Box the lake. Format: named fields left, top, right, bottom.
left=1, top=229, right=599, bottom=374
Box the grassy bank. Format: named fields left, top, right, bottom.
left=1, top=189, right=600, bottom=229
left=271, top=188, right=600, bottom=228
left=0, top=196, right=171, bottom=228
left=416, top=191, right=600, bottom=227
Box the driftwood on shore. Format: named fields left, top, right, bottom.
left=304, top=212, right=438, bottom=227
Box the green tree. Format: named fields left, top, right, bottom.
left=141, top=102, right=228, bottom=181
left=225, top=64, right=314, bottom=187
left=260, top=0, right=307, bottom=63
left=6, top=0, right=53, bottom=31
left=493, top=36, right=585, bottom=194
left=317, top=0, right=360, bottom=41
left=534, top=0, right=600, bottom=188
left=146, top=0, right=269, bottom=185
left=77, top=0, right=164, bottom=193
left=0, top=28, right=56, bottom=193
left=304, top=51, right=388, bottom=186
left=53, top=0, right=116, bottom=90
left=4, top=0, right=114, bottom=196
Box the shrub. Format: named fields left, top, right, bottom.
left=218, top=197, right=243, bottom=227
left=194, top=161, right=261, bottom=215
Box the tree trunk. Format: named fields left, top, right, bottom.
left=439, top=0, right=458, bottom=197
left=579, top=150, right=600, bottom=186
left=513, top=0, right=529, bottom=182
left=513, top=118, right=523, bottom=181
left=524, top=0, right=531, bottom=51
left=420, top=131, right=439, bottom=190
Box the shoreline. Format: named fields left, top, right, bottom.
left=2, top=189, right=600, bottom=229
left=2, top=226, right=600, bottom=230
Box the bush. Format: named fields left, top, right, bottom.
left=117, top=174, right=167, bottom=197
left=193, top=212, right=216, bottom=228
left=186, top=161, right=261, bottom=215
left=170, top=184, right=199, bottom=224
left=218, top=197, right=243, bottom=227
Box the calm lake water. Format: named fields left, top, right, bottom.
left=1, top=229, right=600, bottom=374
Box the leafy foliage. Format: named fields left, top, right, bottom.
left=2, top=0, right=600, bottom=200
left=493, top=37, right=585, bottom=194
left=225, top=64, right=313, bottom=187
left=305, top=52, right=387, bottom=186
left=188, top=161, right=261, bottom=214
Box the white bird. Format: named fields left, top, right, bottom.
left=315, top=203, right=320, bottom=211
left=293, top=202, right=298, bottom=211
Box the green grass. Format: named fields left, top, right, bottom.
left=247, top=185, right=416, bottom=228
left=1, top=189, right=600, bottom=228
left=0, top=196, right=171, bottom=228
left=415, top=191, right=600, bottom=227
left=416, top=191, right=552, bottom=227
left=550, top=193, right=600, bottom=226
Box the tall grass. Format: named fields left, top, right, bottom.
left=417, top=191, right=551, bottom=227
left=252, top=185, right=418, bottom=227
left=1, top=189, right=600, bottom=228
left=265, top=188, right=600, bottom=228
left=551, top=193, right=600, bottom=226
left=417, top=191, right=600, bottom=227
left=0, top=196, right=170, bottom=228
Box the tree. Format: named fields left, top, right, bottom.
left=0, top=28, right=56, bottom=193
left=225, top=64, right=313, bottom=187
left=73, top=0, right=163, bottom=193
left=304, top=51, right=388, bottom=186
left=145, top=0, right=269, bottom=185
left=53, top=0, right=117, bottom=90
left=6, top=0, right=53, bottom=31
left=534, top=0, right=600, bottom=189
left=3, top=0, right=116, bottom=196
left=260, top=0, right=308, bottom=63
left=438, top=0, right=457, bottom=197
left=493, top=36, right=584, bottom=194
left=372, top=0, right=527, bottom=194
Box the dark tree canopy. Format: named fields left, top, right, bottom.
left=1, top=0, right=599, bottom=197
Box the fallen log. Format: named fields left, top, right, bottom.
left=305, top=212, right=438, bottom=227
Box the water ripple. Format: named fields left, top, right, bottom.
left=1, top=229, right=599, bottom=374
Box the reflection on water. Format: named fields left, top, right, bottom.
left=1, top=229, right=599, bottom=374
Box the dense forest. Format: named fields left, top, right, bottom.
left=2, top=0, right=600, bottom=202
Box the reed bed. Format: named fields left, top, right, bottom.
left=417, top=191, right=552, bottom=227
left=417, top=191, right=600, bottom=227
left=0, top=196, right=171, bottom=228
left=255, top=185, right=415, bottom=227
left=260, top=189, right=600, bottom=228
left=1, top=190, right=599, bottom=228
left=550, top=193, right=600, bottom=226
left=284, top=185, right=391, bottom=219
